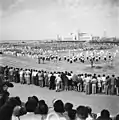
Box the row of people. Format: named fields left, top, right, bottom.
left=2, top=66, right=119, bottom=96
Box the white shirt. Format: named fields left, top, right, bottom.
left=86, top=115, right=94, bottom=120
left=32, top=71, right=37, bottom=77
left=56, top=76, right=62, bottom=84
left=19, top=70, right=24, bottom=77
left=102, top=76, right=106, bottom=82
left=67, top=75, right=72, bottom=81
left=86, top=77, right=91, bottom=83
left=25, top=70, right=30, bottom=77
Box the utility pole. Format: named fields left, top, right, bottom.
left=57, top=34, right=61, bottom=41
left=103, top=30, right=107, bottom=38
left=77, top=29, right=80, bottom=41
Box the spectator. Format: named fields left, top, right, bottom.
left=32, top=96, right=39, bottom=103
left=34, top=103, right=48, bottom=119
left=0, top=97, right=21, bottom=120
left=96, top=109, right=112, bottom=120
left=55, top=74, right=62, bottom=92
left=25, top=97, right=38, bottom=113
left=116, top=77, right=119, bottom=96
left=68, top=109, right=76, bottom=120
left=76, top=105, right=88, bottom=120
left=19, top=96, right=39, bottom=120
left=86, top=106, right=97, bottom=120
left=0, top=66, right=4, bottom=86
left=53, top=100, right=65, bottom=117
left=110, top=75, right=116, bottom=95
left=49, top=73, right=56, bottom=90
left=115, top=114, right=119, bottom=120
left=64, top=102, right=73, bottom=112
left=38, top=99, right=46, bottom=106
left=0, top=81, right=14, bottom=108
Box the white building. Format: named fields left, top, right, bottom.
left=58, top=32, right=93, bottom=41
left=79, top=33, right=92, bottom=41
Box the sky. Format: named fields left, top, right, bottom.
left=0, top=0, right=119, bottom=40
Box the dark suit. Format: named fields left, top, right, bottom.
left=49, top=75, right=56, bottom=90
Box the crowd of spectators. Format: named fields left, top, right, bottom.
left=0, top=65, right=119, bottom=120
left=1, top=66, right=119, bottom=95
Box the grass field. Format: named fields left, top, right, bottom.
left=0, top=47, right=119, bottom=115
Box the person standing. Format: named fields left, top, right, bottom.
left=25, top=69, right=31, bottom=85
left=72, top=73, right=79, bottom=91
left=37, top=71, right=43, bottom=87
left=105, top=75, right=111, bottom=95
left=31, top=70, right=37, bottom=85
left=61, top=72, right=68, bottom=91
left=42, top=56, right=45, bottom=64
left=8, top=67, right=14, bottom=82
left=91, top=75, right=97, bottom=94
left=0, top=82, right=14, bottom=108
left=38, top=56, right=41, bottom=64
left=13, top=68, right=19, bottom=83
left=0, top=66, right=4, bottom=86
left=67, top=73, right=72, bottom=91
left=86, top=74, right=91, bottom=95
left=13, top=68, right=17, bottom=83
left=77, top=74, right=83, bottom=92
left=101, top=74, right=106, bottom=93
left=3, top=66, right=9, bottom=80
left=110, top=74, right=116, bottom=95
left=55, top=74, right=62, bottom=92
left=44, top=71, right=49, bottom=87
left=116, top=77, right=119, bottom=96
left=90, top=58, right=94, bottom=68
left=97, top=75, right=102, bottom=93
left=19, top=68, right=24, bottom=84
left=85, top=74, right=89, bottom=94
left=41, top=70, right=45, bottom=87
left=49, top=73, right=56, bottom=90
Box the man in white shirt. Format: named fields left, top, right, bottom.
left=91, top=76, right=97, bottom=94
left=19, top=69, right=24, bottom=84
left=32, top=70, right=38, bottom=85
left=97, top=75, right=102, bottom=93
left=25, top=69, right=31, bottom=85
left=101, top=74, right=106, bottom=93
left=55, top=74, right=62, bottom=92
left=85, top=74, right=91, bottom=95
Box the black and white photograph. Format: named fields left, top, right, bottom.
left=0, top=0, right=119, bottom=120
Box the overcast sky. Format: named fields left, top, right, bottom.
left=0, top=0, right=119, bottom=40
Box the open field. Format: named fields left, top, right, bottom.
left=0, top=47, right=119, bottom=115
left=1, top=47, right=119, bottom=75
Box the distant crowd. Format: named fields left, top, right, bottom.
left=0, top=66, right=119, bottom=120
left=0, top=41, right=116, bottom=53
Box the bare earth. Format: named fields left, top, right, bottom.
left=0, top=51, right=119, bottom=115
